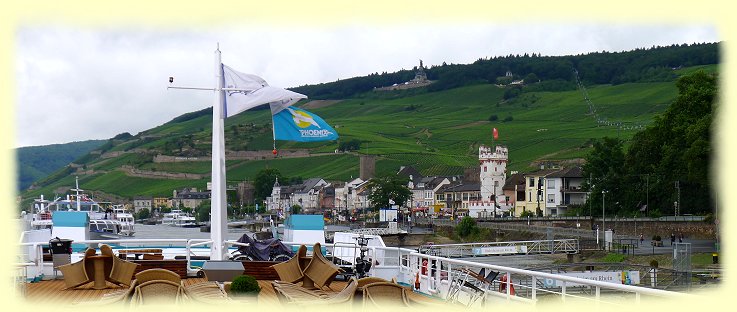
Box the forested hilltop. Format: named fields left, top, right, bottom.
left=17, top=140, right=105, bottom=191
left=292, top=42, right=717, bottom=99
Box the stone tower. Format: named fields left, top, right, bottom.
left=360, top=155, right=376, bottom=180
left=479, top=145, right=508, bottom=203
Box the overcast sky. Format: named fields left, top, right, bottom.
left=15, top=23, right=719, bottom=148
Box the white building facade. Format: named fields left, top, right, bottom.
left=469, top=145, right=510, bottom=217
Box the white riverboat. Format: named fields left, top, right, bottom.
left=23, top=177, right=135, bottom=239
left=161, top=209, right=198, bottom=227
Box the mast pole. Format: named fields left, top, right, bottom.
left=75, top=176, right=81, bottom=211
left=210, top=45, right=228, bottom=260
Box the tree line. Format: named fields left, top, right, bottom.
left=291, top=42, right=718, bottom=99
left=580, top=70, right=716, bottom=217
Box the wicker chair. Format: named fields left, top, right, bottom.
left=357, top=277, right=390, bottom=290
left=271, top=281, right=329, bottom=304
left=100, top=244, right=139, bottom=286
left=273, top=277, right=357, bottom=305
left=355, top=276, right=395, bottom=301
left=57, top=259, right=90, bottom=289
left=134, top=268, right=181, bottom=284
left=131, top=279, right=186, bottom=306
left=405, top=292, right=447, bottom=307
left=76, top=280, right=138, bottom=306
left=362, top=282, right=410, bottom=308
left=307, top=277, right=357, bottom=305
left=57, top=248, right=96, bottom=289
left=185, top=282, right=229, bottom=302
left=270, top=244, right=307, bottom=283
left=302, top=243, right=342, bottom=289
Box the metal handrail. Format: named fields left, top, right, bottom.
left=20, top=238, right=691, bottom=305
left=363, top=245, right=690, bottom=305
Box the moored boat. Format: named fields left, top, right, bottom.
left=24, top=177, right=135, bottom=239
left=161, top=209, right=199, bottom=227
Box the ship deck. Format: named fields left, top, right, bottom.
left=21, top=278, right=323, bottom=305
left=20, top=278, right=438, bottom=306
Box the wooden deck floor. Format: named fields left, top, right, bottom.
left=21, top=278, right=347, bottom=306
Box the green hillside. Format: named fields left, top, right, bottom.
left=20, top=78, right=686, bottom=202
left=16, top=140, right=105, bottom=191
left=16, top=45, right=719, bottom=211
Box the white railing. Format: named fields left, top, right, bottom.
left=418, top=239, right=579, bottom=257
left=363, top=245, right=691, bottom=306
left=19, top=238, right=690, bottom=306
left=349, top=227, right=407, bottom=235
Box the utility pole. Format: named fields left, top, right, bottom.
left=589, top=173, right=593, bottom=217
left=537, top=177, right=543, bottom=217
left=715, top=189, right=719, bottom=253
left=602, top=190, right=607, bottom=232
left=493, top=181, right=498, bottom=218
left=645, top=174, right=649, bottom=217
left=675, top=181, right=680, bottom=216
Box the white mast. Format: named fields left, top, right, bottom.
left=167, top=45, right=307, bottom=260
left=210, top=45, right=228, bottom=260
left=71, top=176, right=83, bottom=211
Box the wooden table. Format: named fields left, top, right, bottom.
left=86, top=255, right=112, bottom=290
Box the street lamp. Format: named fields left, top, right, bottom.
left=536, top=180, right=542, bottom=217
left=602, top=190, right=607, bottom=232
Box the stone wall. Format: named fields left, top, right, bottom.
left=226, top=149, right=309, bottom=160
left=504, top=219, right=716, bottom=239
left=153, top=149, right=311, bottom=163
left=120, top=165, right=206, bottom=180
left=153, top=155, right=205, bottom=163
left=101, top=151, right=128, bottom=159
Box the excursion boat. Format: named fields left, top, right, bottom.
left=161, top=209, right=199, bottom=227
left=22, top=178, right=135, bottom=240
left=112, top=205, right=136, bottom=236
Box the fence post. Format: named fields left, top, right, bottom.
left=595, top=286, right=601, bottom=307
left=561, top=280, right=566, bottom=302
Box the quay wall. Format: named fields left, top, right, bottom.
left=422, top=218, right=716, bottom=239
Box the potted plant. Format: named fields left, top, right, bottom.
left=651, top=235, right=662, bottom=247
left=649, top=259, right=659, bottom=268
left=225, top=274, right=261, bottom=302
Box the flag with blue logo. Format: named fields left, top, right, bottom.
left=272, top=107, right=338, bottom=142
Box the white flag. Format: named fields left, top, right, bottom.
left=222, top=64, right=307, bottom=118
